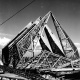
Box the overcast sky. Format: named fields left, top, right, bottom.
left=0, top=0, right=80, bottom=52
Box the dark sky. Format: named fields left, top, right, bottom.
left=0, top=0, right=80, bottom=44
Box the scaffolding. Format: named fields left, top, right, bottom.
left=0, top=11, right=80, bottom=80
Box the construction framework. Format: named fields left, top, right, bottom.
left=0, top=11, right=80, bottom=80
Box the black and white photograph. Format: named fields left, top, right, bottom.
left=0, top=0, right=80, bottom=80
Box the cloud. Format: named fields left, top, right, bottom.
left=74, top=43, right=80, bottom=50
left=0, top=37, right=11, bottom=64
left=74, top=43, right=80, bottom=47
left=0, top=33, right=14, bottom=37
left=74, top=43, right=80, bottom=55
left=0, top=37, right=11, bottom=65
left=0, top=37, right=11, bottom=47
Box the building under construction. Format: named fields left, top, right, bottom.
left=0, top=11, right=80, bottom=80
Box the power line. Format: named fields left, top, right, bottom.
left=0, top=0, right=36, bottom=26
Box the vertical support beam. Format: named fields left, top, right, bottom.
left=51, top=13, right=65, bottom=56
left=44, top=26, right=64, bottom=57
left=39, top=37, right=50, bottom=51
left=51, top=13, right=79, bottom=60
left=1, top=77, right=2, bottom=80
